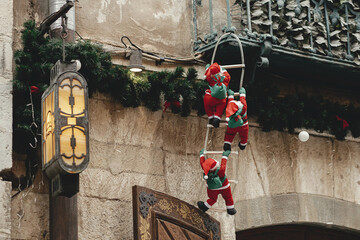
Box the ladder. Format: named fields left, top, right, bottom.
left=203, top=32, right=245, bottom=156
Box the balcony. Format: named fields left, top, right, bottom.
left=192, top=0, right=360, bottom=90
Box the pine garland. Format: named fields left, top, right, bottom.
left=246, top=75, right=360, bottom=139
left=13, top=20, right=360, bottom=160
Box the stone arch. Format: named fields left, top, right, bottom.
left=234, top=193, right=360, bottom=233
left=236, top=224, right=360, bottom=240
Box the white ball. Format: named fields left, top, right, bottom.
left=298, top=131, right=309, bottom=142
left=75, top=60, right=81, bottom=71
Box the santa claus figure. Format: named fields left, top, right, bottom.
left=223, top=87, right=248, bottom=151
left=203, top=63, right=233, bottom=128
left=197, top=149, right=236, bottom=215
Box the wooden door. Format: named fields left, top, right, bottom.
left=133, top=185, right=221, bottom=240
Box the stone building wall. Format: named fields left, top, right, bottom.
left=0, top=0, right=13, bottom=238
left=9, top=1, right=360, bottom=240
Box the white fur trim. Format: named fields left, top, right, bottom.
left=222, top=156, right=228, bottom=160
left=229, top=100, right=243, bottom=109
left=204, top=202, right=212, bottom=209
left=226, top=205, right=235, bottom=209
left=214, top=115, right=221, bottom=120
left=235, top=101, right=243, bottom=109
left=207, top=183, right=230, bottom=190
left=224, top=141, right=231, bottom=144
left=200, top=154, right=204, bottom=158
left=240, top=93, right=246, bottom=97
left=239, top=142, right=247, bottom=146
left=208, top=116, right=214, bottom=119
left=210, top=161, right=220, bottom=171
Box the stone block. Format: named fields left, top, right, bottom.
left=231, top=143, right=265, bottom=201
left=184, top=116, right=209, bottom=154
left=0, top=0, right=12, bottom=37
left=80, top=168, right=166, bottom=202
left=11, top=192, right=49, bottom=240
left=113, top=106, right=163, bottom=148
left=297, top=194, right=334, bottom=224
left=333, top=141, right=360, bottom=204
left=89, top=99, right=163, bottom=148
left=334, top=199, right=360, bottom=230
left=235, top=193, right=360, bottom=232
left=0, top=181, right=11, bottom=239
left=76, top=0, right=193, bottom=58
left=235, top=194, right=303, bottom=230
left=89, top=140, right=164, bottom=175
left=164, top=152, right=206, bottom=205
left=293, top=136, right=334, bottom=196
left=78, top=197, right=133, bottom=240
left=248, top=128, right=296, bottom=195
left=162, top=113, right=189, bottom=154
left=0, top=40, right=13, bottom=79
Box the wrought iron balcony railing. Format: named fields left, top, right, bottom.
left=193, top=0, right=360, bottom=66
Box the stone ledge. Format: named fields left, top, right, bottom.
left=235, top=193, right=360, bottom=233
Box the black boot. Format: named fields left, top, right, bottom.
left=223, top=143, right=231, bottom=151
left=197, top=201, right=209, bottom=212
left=208, top=118, right=214, bottom=126
left=212, top=118, right=220, bottom=128
left=227, top=208, right=237, bottom=215
left=238, top=142, right=246, bottom=150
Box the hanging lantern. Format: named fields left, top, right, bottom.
left=42, top=60, right=89, bottom=197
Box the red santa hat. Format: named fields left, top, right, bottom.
left=204, top=63, right=221, bottom=80
left=202, top=158, right=219, bottom=180
left=225, top=100, right=243, bottom=121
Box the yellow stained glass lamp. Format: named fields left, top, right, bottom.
left=42, top=60, right=89, bottom=197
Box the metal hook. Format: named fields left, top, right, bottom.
left=120, top=36, right=141, bottom=50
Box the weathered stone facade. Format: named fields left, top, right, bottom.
left=8, top=1, right=360, bottom=240
left=0, top=0, right=13, bottom=239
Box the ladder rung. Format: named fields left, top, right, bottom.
left=204, top=151, right=238, bottom=155
left=220, top=64, right=245, bottom=69
left=206, top=123, right=227, bottom=128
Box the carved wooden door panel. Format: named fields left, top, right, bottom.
left=133, top=185, right=221, bottom=240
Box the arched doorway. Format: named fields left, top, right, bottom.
left=236, top=224, right=360, bottom=240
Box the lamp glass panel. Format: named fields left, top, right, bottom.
left=58, top=78, right=85, bottom=116
left=58, top=78, right=72, bottom=115
left=42, top=91, right=55, bottom=165
left=71, top=79, right=85, bottom=115
left=60, top=126, right=86, bottom=166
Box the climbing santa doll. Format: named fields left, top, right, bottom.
left=203, top=63, right=234, bottom=128
left=223, top=87, right=248, bottom=151
left=197, top=149, right=236, bottom=215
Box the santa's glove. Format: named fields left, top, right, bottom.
left=200, top=148, right=205, bottom=156
left=239, top=87, right=246, bottom=96
left=223, top=150, right=231, bottom=158
left=227, top=89, right=234, bottom=99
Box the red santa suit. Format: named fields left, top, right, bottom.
left=203, top=63, right=232, bottom=126
left=199, top=151, right=235, bottom=212
left=223, top=87, right=248, bottom=151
